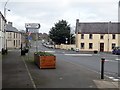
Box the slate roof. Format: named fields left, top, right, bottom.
left=0, top=12, right=6, bottom=22
left=5, top=24, right=19, bottom=33
left=77, top=22, right=120, bottom=34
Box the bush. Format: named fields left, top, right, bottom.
left=94, top=50, right=98, bottom=54
left=71, top=48, right=74, bottom=51
left=34, top=51, right=54, bottom=56
left=2, top=48, right=7, bottom=55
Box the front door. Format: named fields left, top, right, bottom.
left=100, top=43, right=104, bottom=52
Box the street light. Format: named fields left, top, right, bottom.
left=4, top=0, right=10, bottom=51
left=4, top=0, right=10, bottom=18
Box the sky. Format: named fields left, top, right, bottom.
left=0, top=0, right=119, bottom=34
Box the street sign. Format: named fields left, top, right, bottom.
left=28, top=36, right=32, bottom=40
left=25, top=23, right=40, bottom=29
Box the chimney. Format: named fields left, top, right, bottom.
left=75, top=19, right=79, bottom=34
left=76, top=19, right=79, bottom=23
left=8, top=22, right=13, bottom=27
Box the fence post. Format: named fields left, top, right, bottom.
left=101, top=58, right=105, bottom=79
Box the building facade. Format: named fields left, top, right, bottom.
left=75, top=19, right=120, bottom=52
left=5, top=22, right=21, bottom=49
left=0, top=12, right=6, bottom=52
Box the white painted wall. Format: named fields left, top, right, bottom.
left=0, top=13, right=6, bottom=52
left=76, top=33, right=119, bottom=52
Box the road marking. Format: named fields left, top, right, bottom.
left=113, top=79, right=119, bottom=82
left=62, top=59, right=119, bottom=82
left=112, top=55, right=119, bottom=57
left=22, top=57, right=36, bottom=88
left=108, top=77, right=114, bottom=79
left=105, top=59, right=118, bottom=62
left=64, top=54, right=93, bottom=56
left=44, top=51, right=55, bottom=53
left=116, top=58, right=120, bottom=61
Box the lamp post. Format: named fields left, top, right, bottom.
left=4, top=0, right=10, bottom=18
left=4, top=0, right=10, bottom=52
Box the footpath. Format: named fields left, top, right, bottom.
left=2, top=49, right=119, bottom=89
left=2, top=49, right=33, bottom=89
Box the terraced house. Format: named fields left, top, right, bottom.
left=0, top=12, right=6, bottom=52
left=5, top=22, right=21, bottom=49
left=75, top=19, right=120, bottom=52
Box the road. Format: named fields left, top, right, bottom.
left=30, top=41, right=119, bottom=82
left=2, top=41, right=119, bottom=88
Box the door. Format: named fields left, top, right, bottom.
left=100, top=43, right=104, bottom=52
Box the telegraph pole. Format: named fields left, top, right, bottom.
left=107, top=21, right=111, bottom=52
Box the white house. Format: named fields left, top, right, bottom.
left=0, top=12, right=6, bottom=52
left=75, top=19, right=120, bottom=52
left=5, top=22, right=21, bottom=49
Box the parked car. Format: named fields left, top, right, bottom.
left=75, top=48, right=80, bottom=52
left=112, top=46, right=120, bottom=55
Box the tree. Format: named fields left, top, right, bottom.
left=49, top=20, right=72, bottom=44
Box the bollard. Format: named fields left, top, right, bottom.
left=101, top=58, right=105, bottom=79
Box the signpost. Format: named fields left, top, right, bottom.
left=25, top=23, right=40, bottom=52
left=25, top=23, right=40, bottom=29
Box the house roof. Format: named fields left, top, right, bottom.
left=77, top=22, right=120, bottom=34
left=0, top=11, right=7, bottom=22
left=5, top=24, right=19, bottom=33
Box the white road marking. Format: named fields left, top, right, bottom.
left=112, top=55, right=119, bottom=57
left=113, top=79, right=119, bottom=82
left=44, top=51, right=55, bottom=53
left=105, top=59, right=118, bottom=62
left=108, top=77, right=114, bottom=79
left=64, top=54, right=93, bottom=56
left=108, top=77, right=120, bottom=82
left=116, top=58, right=120, bottom=60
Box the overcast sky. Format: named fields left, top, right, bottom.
left=0, top=0, right=119, bottom=33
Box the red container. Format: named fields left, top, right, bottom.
left=34, top=54, right=56, bottom=69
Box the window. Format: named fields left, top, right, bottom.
left=14, top=40, right=15, bottom=46
left=112, top=43, right=116, bottom=49
left=89, top=34, right=92, bottom=39
left=81, top=43, right=84, bottom=49
left=81, top=34, right=84, bottom=39
left=100, top=34, right=104, bottom=39
left=16, top=33, right=17, bottom=38
left=19, top=40, right=20, bottom=45
left=10, top=32, right=12, bottom=39
left=112, top=34, right=116, bottom=39
left=89, top=43, right=93, bottom=49
left=16, top=40, right=17, bottom=47
left=14, top=33, right=15, bottom=38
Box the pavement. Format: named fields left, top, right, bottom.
left=0, top=53, right=2, bottom=90
left=2, top=49, right=120, bottom=89
left=2, top=49, right=33, bottom=88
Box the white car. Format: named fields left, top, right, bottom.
left=75, top=48, right=80, bottom=52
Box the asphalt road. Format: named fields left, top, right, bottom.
left=30, top=41, right=119, bottom=81
left=2, top=41, right=119, bottom=88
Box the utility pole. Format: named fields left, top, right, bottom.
left=4, top=0, right=10, bottom=53
left=107, top=21, right=111, bottom=52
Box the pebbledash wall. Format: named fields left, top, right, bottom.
left=75, top=19, right=120, bottom=52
